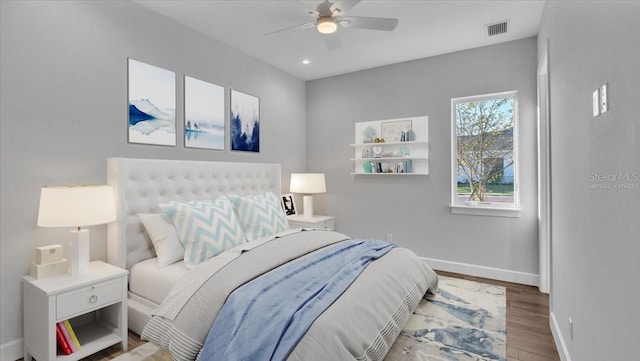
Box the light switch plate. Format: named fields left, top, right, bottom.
left=600, top=83, right=608, bottom=113
left=593, top=89, right=600, bottom=117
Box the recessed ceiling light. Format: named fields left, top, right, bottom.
left=302, top=59, right=311, bottom=65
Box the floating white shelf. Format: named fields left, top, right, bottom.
left=352, top=116, right=429, bottom=175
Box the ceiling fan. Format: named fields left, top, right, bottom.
left=266, top=0, right=399, bottom=49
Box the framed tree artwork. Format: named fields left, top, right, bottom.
left=184, top=76, right=225, bottom=150
left=230, top=89, right=260, bottom=152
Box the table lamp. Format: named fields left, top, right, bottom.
left=37, top=185, right=116, bottom=276
left=289, top=173, right=326, bottom=219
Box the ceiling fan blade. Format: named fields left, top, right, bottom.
left=338, top=16, right=399, bottom=31
left=265, top=22, right=315, bottom=36
left=330, top=0, right=361, bottom=15
left=322, top=34, right=342, bottom=51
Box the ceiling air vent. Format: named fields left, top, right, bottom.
left=486, top=20, right=509, bottom=36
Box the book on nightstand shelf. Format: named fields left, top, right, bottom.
left=63, top=319, right=82, bottom=351
left=55, top=322, right=73, bottom=355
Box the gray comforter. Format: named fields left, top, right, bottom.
left=142, top=230, right=438, bottom=361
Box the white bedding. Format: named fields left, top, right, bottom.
left=129, top=258, right=187, bottom=305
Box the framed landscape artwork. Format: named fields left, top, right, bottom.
left=230, top=89, right=260, bottom=152
left=127, top=58, right=176, bottom=146
left=184, top=76, right=225, bottom=150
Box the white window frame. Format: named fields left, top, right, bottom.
left=450, top=90, right=521, bottom=218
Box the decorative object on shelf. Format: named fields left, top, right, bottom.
left=35, top=244, right=63, bottom=265
left=184, top=76, right=225, bottom=150
left=373, top=137, right=386, bottom=143
left=363, top=161, right=373, bottom=173
left=406, top=129, right=415, bottom=141
left=382, top=119, right=412, bottom=142
left=230, top=89, right=260, bottom=152
left=281, top=193, right=297, bottom=216
left=30, top=258, right=69, bottom=280
left=362, top=125, right=377, bottom=143
left=372, top=146, right=383, bottom=158
left=128, top=58, right=176, bottom=146
left=289, top=173, right=326, bottom=219
left=37, top=185, right=116, bottom=276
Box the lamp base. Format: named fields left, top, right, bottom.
left=302, top=195, right=314, bottom=219
left=69, top=229, right=90, bottom=276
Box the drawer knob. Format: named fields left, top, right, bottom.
left=89, top=295, right=98, bottom=303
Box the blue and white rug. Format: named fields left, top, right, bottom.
left=385, top=276, right=507, bottom=361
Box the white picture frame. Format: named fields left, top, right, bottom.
left=127, top=58, right=176, bottom=146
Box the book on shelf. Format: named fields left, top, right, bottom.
left=58, top=321, right=77, bottom=353
left=55, top=322, right=73, bottom=355
left=63, top=319, right=82, bottom=351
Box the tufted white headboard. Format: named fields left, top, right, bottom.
left=106, top=157, right=281, bottom=270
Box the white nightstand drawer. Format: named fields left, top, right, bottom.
left=301, top=220, right=333, bottom=229
left=287, top=215, right=335, bottom=231
left=56, top=278, right=122, bottom=320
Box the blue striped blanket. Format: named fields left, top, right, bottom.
left=199, top=239, right=395, bottom=361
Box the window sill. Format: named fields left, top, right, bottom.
left=450, top=204, right=521, bottom=218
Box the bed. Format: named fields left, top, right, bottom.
left=106, top=157, right=438, bottom=361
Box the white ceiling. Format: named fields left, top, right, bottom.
left=134, top=0, right=545, bottom=81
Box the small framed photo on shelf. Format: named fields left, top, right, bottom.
left=281, top=193, right=297, bottom=216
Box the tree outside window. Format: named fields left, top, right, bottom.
left=452, top=92, right=518, bottom=206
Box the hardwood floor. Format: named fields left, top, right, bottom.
left=74, top=270, right=561, bottom=361
left=437, top=270, right=561, bottom=361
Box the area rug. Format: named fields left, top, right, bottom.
left=114, top=276, right=505, bottom=361
left=111, top=342, right=171, bottom=361
left=385, top=276, right=507, bottom=361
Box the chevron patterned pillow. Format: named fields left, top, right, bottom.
left=159, top=197, right=246, bottom=268
left=228, top=192, right=290, bottom=241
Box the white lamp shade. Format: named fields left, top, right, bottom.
left=37, top=185, right=116, bottom=228
left=290, top=173, right=326, bottom=194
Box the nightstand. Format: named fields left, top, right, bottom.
left=287, top=215, right=335, bottom=231
left=23, top=261, right=128, bottom=361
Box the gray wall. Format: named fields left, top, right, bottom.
left=538, top=2, right=640, bottom=359
left=0, top=0, right=306, bottom=351
left=306, top=38, right=539, bottom=275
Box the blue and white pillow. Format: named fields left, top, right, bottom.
left=228, top=192, right=290, bottom=241
left=159, top=197, right=245, bottom=268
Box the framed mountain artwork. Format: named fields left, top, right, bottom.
left=127, top=58, right=176, bottom=146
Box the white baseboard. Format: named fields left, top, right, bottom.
left=1, top=338, right=22, bottom=361
left=421, top=257, right=539, bottom=286
left=550, top=312, right=572, bottom=361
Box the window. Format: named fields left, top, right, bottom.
left=451, top=91, right=519, bottom=217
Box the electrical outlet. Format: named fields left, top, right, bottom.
left=387, top=233, right=392, bottom=242
left=569, top=317, right=574, bottom=341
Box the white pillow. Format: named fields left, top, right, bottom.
left=138, top=213, right=184, bottom=267
left=159, top=197, right=246, bottom=268
left=228, top=192, right=290, bottom=241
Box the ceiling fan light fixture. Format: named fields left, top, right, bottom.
left=317, top=17, right=337, bottom=34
